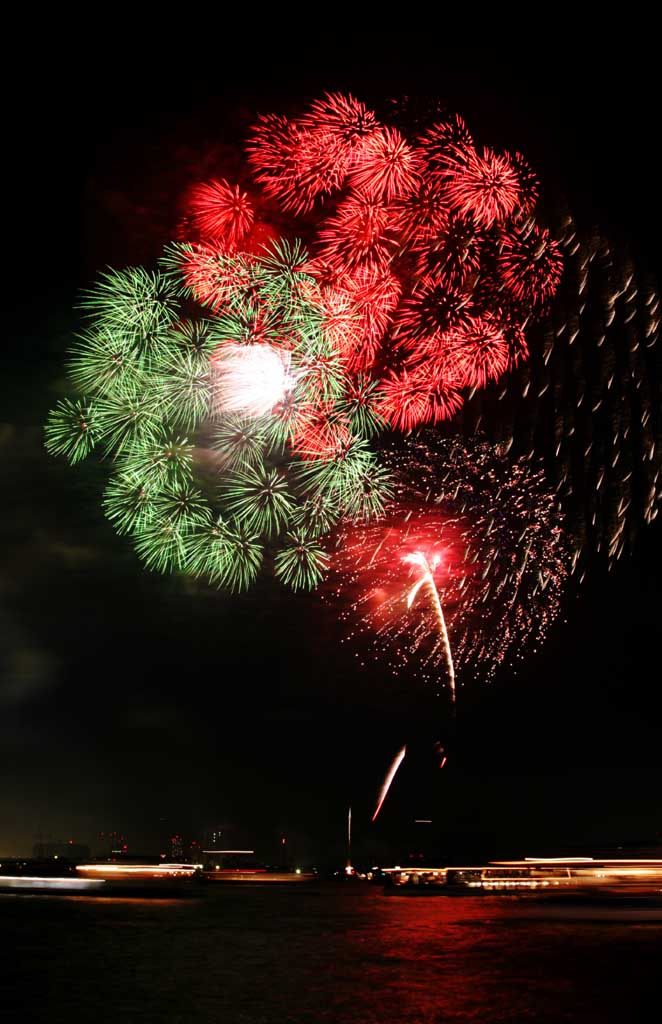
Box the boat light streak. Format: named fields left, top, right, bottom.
left=201, top=850, right=255, bottom=855
left=0, top=875, right=106, bottom=889
left=76, top=863, right=201, bottom=877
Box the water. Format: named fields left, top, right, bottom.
left=3, top=884, right=661, bottom=1023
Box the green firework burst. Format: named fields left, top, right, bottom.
left=45, top=399, right=98, bottom=464
left=80, top=267, right=179, bottom=345
left=224, top=464, right=296, bottom=537
left=46, top=236, right=392, bottom=591
left=275, top=532, right=330, bottom=590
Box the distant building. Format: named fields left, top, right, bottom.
left=206, top=828, right=224, bottom=850
left=98, top=831, right=128, bottom=859
left=187, top=839, right=202, bottom=864
left=168, top=834, right=184, bottom=861
left=33, top=840, right=91, bottom=861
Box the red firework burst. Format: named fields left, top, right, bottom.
left=377, top=362, right=463, bottom=431
left=299, top=91, right=378, bottom=149
left=394, top=280, right=474, bottom=352
left=441, top=147, right=522, bottom=228
left=247, top=114, right=346, bottom=215
left=317, top=191, right=399, bottom=272
left=194, top=94, right=563, bottom=442
left=178, top=242, right=254, bottom=310
left=310, top=285, right=365, bottom=361
left=349, top=127, right=420, bottom=201
left=445, top=317, right=511, bottom=388
left=292, top=406, right=352, bottom=460
left=389, top=180, right=449, bottom=243
left=411, top=213, right=484, bottom=288
left=187, top=179, right=254, bottom=247
left=498, top=223, right=564, bottom=305
left=340, top=267, right=402, bottom=368
left=511, top=152, right=539, bottom=214
left=416, top=115, right=474, bottom=173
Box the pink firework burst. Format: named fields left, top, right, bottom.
left=339, top=267, right=402, bottom=369
left=292, top=406, right=353, bottom=461
left=177, top=242, right=254, bottom=310
left=187, top=179, right=254, bottom=247
left=309, top=285, right=365, bottom=361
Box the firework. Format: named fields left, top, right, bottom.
left=274, top=532, right=330, bottom=591
left=328, top=433, right=569, bottom=689
left=372, top=745, right=407, bottom=822
left=187, top=179, right=254, bottom=247
left=317, top=192, right=399, bottom=272
left=212, top=344, right=296, bottom=419
left=47, top=94, right=565, bottom=594
left=376, top=363, right=464, bottom=432
left=463, top=213, right=662, bottom=574
left=79, top=266, right=179, bottom=343
left=46, top=238, right=392, bottom=591
left=247, top=114, right=347, bottom=215
left=445, top=317, right=512, bottom=388
left=349, top=126, right=420, bottom=201
left=299, top=92, right=378, bottom=149
left=498, top=222, right=564, bottom=306
left=402, top=551, right=455, bottom=702
left=45, top=398, right=98, bottom=464
left=440, top=147, right=525, bottom=228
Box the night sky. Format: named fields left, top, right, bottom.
left=2, top=41, right=661, bottom=867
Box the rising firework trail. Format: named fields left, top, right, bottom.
left=372, top=745, right=407, bottom=822
left=403, top=551, right=456, bottom=703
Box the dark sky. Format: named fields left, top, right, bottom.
left=2, top=41, right=661, bottom=865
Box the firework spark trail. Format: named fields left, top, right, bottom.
left=372, top=745, right=407, bottom=822
left=328, top=434, right=569, bottom=686
left=403, top=551, right=456, bottom=702
left=457, top=214, right=661, bottom=574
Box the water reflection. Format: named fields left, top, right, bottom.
left=3, top=885, right=661, bottom=1022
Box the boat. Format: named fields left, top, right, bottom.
left=202, top=868, right=316, bottom=884
left=382, top=857, right=662, bottom=913
left=0, top=860, right=203, bottom=897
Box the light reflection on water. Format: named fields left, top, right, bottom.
left=3, top=884, right=661, bottom=1022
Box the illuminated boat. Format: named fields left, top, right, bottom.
left=382, top=857, right=662, bottom=903
left=0, top=861, right=203, bottom=897
left=202, top=868, right=316, bottom=884
left=74, top=863, right=203, bottom=896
